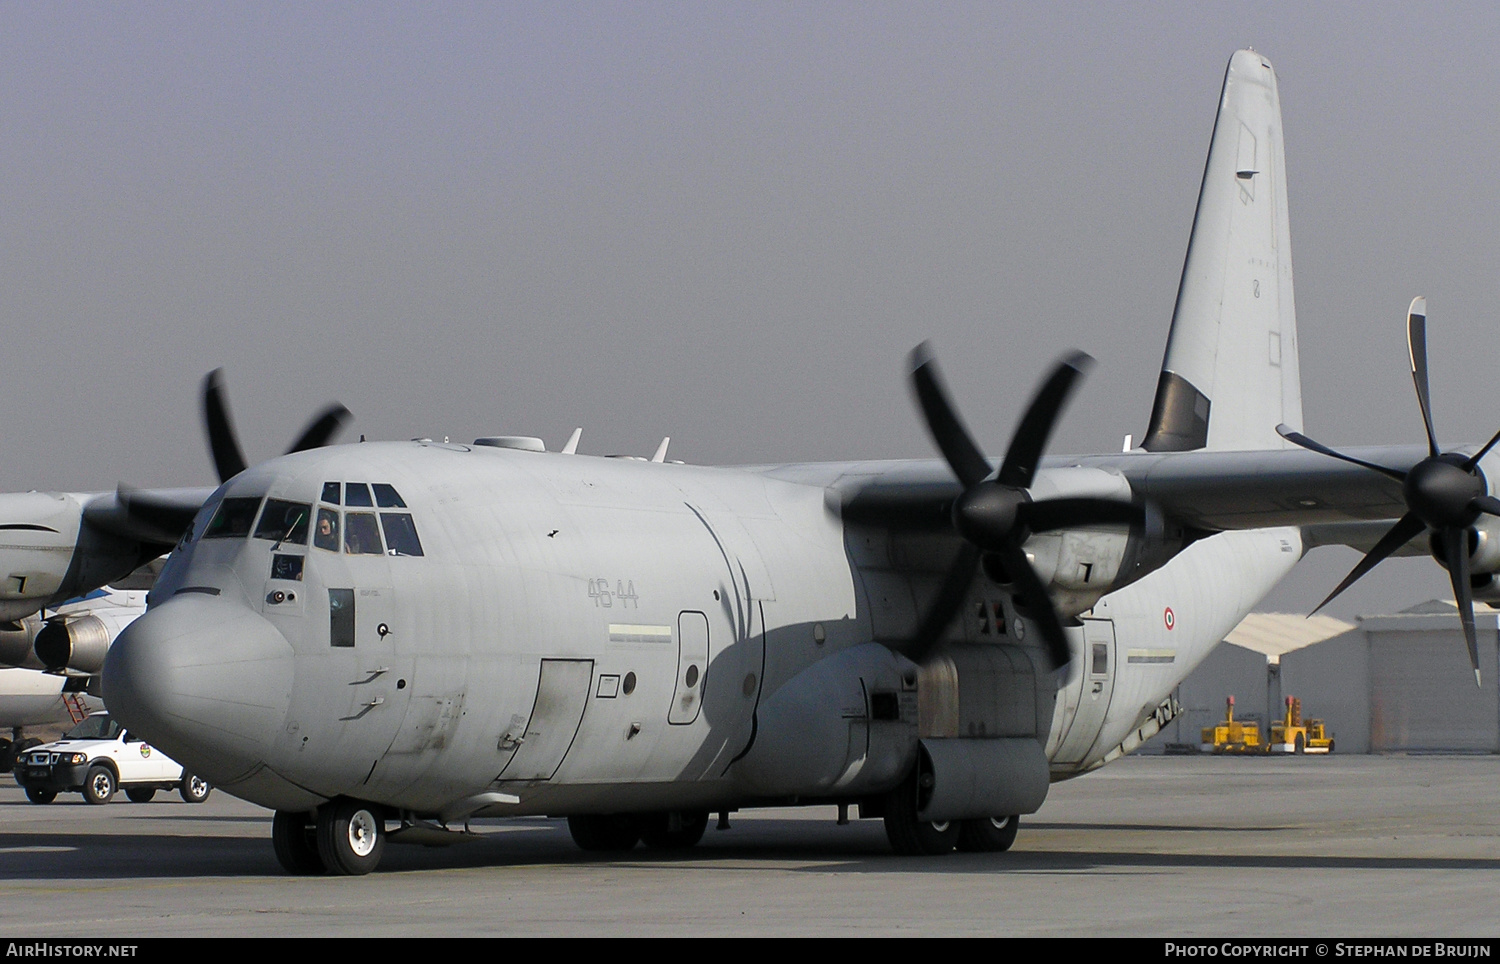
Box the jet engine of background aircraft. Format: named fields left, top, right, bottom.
left=0, top=588, right=147, bottom=675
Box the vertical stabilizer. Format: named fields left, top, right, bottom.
left=1143, top=50, right=1302, bottom=452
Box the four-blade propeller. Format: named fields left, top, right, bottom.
left=201, top=368, right=353, bottom=483
left=905, top=343, right=1139, bottom=669
left=1278, top=297, right=1500, bottom=686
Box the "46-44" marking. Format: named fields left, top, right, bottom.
left=589, top=578, right=640, bottom=608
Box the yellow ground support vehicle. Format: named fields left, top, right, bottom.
left=1200, top=696, right=1263, bottom=753
left=1268, top=696, right=1333, bottom=754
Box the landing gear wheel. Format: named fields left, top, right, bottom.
left=567, top=814, right=642, bottom=852
left=0, top=738, right=11, bottom=773
left=315, top=799, right=385, bottom=875
left=639, top=811, right=709, bottom=850
left=24, top=787, right=56, bottom=804
left=956, top=815, right=1020, bottom=852
left=83, top=765, right=115, bottom=805
left=125, top=787, right=157, bottom=803
left=273, top=810, right=326, bottom=875
left=883, top=770, right=959, bottom=856
left=179, top=773, right=211, bottom=803
left=1294, top=734, right=1305, bottom=755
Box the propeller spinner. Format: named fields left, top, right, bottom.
left=1278, top=297, right=1500, bottom=686
left=906, top=343, right=1139, bottom=669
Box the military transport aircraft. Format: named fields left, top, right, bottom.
left=76, top=49, right=1500, bottom=875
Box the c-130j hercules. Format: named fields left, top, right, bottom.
left=86, top=50, right=1500, bottom=874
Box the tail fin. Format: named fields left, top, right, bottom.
left=1142, top=49, right=1303, bottom=452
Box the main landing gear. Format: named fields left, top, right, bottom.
left=881, top=770, right=1021, bottom=856
left=566, top=810, right=710, bottom=853
left=272, top=798, right=387, bottom=876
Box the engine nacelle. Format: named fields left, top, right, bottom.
left=0, top=492, right=144, bottom=622
left=0, top=614, right=44, bottom=669
left=1024, top=467, right=1191, bottom=615
left=34, top=606, right=143, bottom=674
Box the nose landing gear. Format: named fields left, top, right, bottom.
left=272, top=799, right=387, bottom=876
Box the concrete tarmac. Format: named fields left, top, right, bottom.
left=1, top=754, right=1497, bottom=938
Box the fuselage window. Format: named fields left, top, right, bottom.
left=202, top=497, right=263, bottom=539
left=321, top=482, right=341, bottom=505
left=254, top=500, right=312, bottom=545
left=345, top=484, right=375, bottom=508
left=271, top=554, right=305, bottom=581
left=380, top=513, right=424, bottom=556
left=372, top=483, right=406, bottom=508
left=329, top=588, right=355, bottom=647
left=314, top=508, right=340, bottom=551
left=344, top=512, right=385, bottom=555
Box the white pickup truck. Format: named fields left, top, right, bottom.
left=13, top=710, right=211, bottom=805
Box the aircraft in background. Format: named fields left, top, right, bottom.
left=0, top=587, right=147, bottom=768
left=89, top=50, right=1500, bottom=876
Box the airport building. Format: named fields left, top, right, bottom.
left=1144, top=602, right=1500, bottom=754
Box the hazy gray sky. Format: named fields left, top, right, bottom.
left=2, top=2, right=1497, bottom=617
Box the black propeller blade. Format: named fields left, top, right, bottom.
left=905, top=344, right=1140, bottom=669
left=202, top=369, right=249, bottom=484
left=1277, top=297, right=1497, bottom=686
left=201, top=368, right=354, bottom=484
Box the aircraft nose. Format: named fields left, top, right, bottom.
left=104, top=594, right=293, bottom=784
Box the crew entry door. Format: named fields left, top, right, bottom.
left=496, top=659, right=594, bottom=782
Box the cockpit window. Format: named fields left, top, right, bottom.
left=321, top=482, right=341, bottom=505
left=254, top=500, right=312, bottom=545
left=372, top=483, right=407, bottom=508
left=203, top=497, right=263, bottom=539
left=314, top=508, right=340, bottom=552
left=380, top=513, right=424, bottom=556
left=344, top=512, right=385, bottom=555
left=345, top=483, right=374, bottom=508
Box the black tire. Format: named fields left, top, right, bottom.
left=0, top=737, right=12, bottom=774
left=883, top=770, right=959, bottom=856
left=1294, top=733, right=1305, bottom=755
left=273, top=810, right=326, bottom=875
left=24, top=787, right=56, bottom=804
left=125, top=787, right=157, bottom=804
left=567, top=814, right=642, bottom=852
left=179, top=773, right=211, bottom=804
left=315, top=799, right=385, bottom=876
left=83, top=765, right=115, bottom=805
left=638, top=811, right=709, bottom=851
left=956, top=815, right=1021, bottom=852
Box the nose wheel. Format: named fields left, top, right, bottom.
left=272, top=810, right=325, bottom=875
left=274, top=799, right=387, bottom=875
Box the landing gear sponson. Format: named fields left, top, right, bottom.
left=272, top=791, right=1019, bottom=874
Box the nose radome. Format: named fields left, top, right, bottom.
left=104, top=594, right=294, bottom=786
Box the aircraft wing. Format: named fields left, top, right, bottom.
left=80, top=486, right=217, bottom=547
left=770, top=442, right=1436, bottom=544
